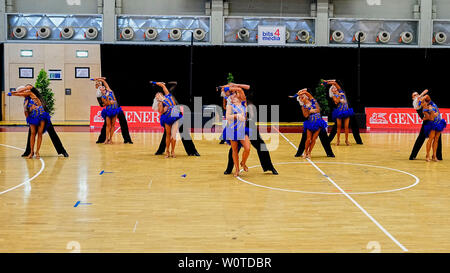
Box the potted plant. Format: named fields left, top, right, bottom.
left=227, top=72, right=234, bottom=84
left=312, top=79, right=331, bottom=122
left=35, top=69, right=55, bottom=116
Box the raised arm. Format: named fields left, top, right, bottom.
left=299, top=89, right=314, bottom=100
left=325, top=80, right=342, bottom=90
left=10, top=87, right=33, bottom=97
left=419, top=89, right=428, bottom=98
left=228, top=83, right=250, bottom=90
left=94, top=78, right=112, bottom=91
left=155, top=82, right=170, bottom=95
left=167, top=81, right=178, bottom=93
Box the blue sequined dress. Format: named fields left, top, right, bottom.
left=332, top=91, right=354, bottom=120
left=221, top=101, right=251, bottom=145
left=101, top=91, right=122, bottom=119
left=159, top=94, right=183, bottom=126
left=303, top=99, right=328, bottom=132
left=24, top=97, right=51, bottom=133
left=423, top=101, right=447, bottom=137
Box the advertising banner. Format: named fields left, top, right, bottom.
left=365, top=107, right=450, bottom=129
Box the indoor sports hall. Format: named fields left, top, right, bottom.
left=0, top=0, right=449, bottom=254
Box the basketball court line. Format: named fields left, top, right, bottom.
left=237, top=161, right=419, bottom=195
left=271, top=128, right=409, bottom=252
left=133, top=221, right=138, bottom=232
left=0, top=143, right=45, bottom=196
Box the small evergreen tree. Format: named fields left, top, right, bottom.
left=35, top=69, right=55, bottom=116
left=313, top=79, right=330, bottom=116
left=227, top=72, right=234, bottom=83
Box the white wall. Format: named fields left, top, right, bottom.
left=333, top=0, right=417, bottom=19
left=14, top=0, right=99, bottom=14
left=228, top=0, right=311, bottom=17
left=121, top=0, right=206, bottom=15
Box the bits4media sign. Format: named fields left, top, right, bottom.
left=258, top=26, right=286, bottom=46
left=365, top=107, right=450, bottom=129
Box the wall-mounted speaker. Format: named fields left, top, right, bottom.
left=434, top=32, right=447, bottom=44
left=61, top=27, right=75, bottom=39
left=121, top=27, right=134, bottom=40
left=169, top=28, right=182, bottom=40
left=296, top=29, right=310, bottom=42
left=12, top=26, right=27, bottom=39
left=193, top=28, right=206, bottom=41
left=399, top=31, right=413, bottom=44
left=353, top=31, right=367, bottom=43
left=376, top=31, right=390, bottom=43
left=85, top=27, right=98, bottom=39
left=331, top=30, right=344, bottom=43
left=237, top=28, right=250, bottom=41
left=285, top=30, right=290, bottom=41
left=37, top=26, right=51, bottom=39
left=145, top=27, right=158, bottom=40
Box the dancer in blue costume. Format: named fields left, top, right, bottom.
left=152, top=81, right=183, bottom=158
left=421, top=95, right=447, bottom=162
left=295, top=89, right=328, bottom=159
left=8, top=85, right=51, bottom=159
left=325, top=80, right=354, bottom=146
left=220, top=85, right=251, bottom=177
left=94, top=77, right=122, bottom=144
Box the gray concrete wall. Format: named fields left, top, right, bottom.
left=333, top=0, right=417, bottom=19
left=14, top=0, right=99, bottom=14
left=434, top=0, right=450, bottom=19
left=121, top=0, right=206, bottom=15
left=227, top=0, right=311, bottom=17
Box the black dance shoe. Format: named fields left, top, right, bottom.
left=124, top=140, right=133, bottom=144
left=224, top=170, right=232, bottom=175
left=271, top=168, right=279, bottom=175
left=409, top=156, right=415, bottom=160
left=61, top=152, right=69, bottom=157
left=327, top=154, right=335, bottom=158
left=21, top=152, right=30, bottom=157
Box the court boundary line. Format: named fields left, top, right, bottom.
left=272, top=129, right=409, bottom=252
left=239, top=161, right=419, bottom=195
left=0, top=144, right=45, bottom=196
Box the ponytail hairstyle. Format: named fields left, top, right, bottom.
left=27, top=84, right=48, bottom=112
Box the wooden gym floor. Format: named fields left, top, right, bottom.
left=0, top=128, right=449, bottom=253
